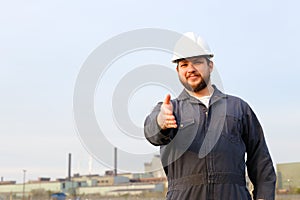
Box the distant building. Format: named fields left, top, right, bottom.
left=0, top=181, right=16, bottom=185
left=0, top=173, right=165, bottom=198
left=0, top=156, right=170, bottom=198
left=144, top=155, right=166, bottom=178
left=277, top=162, right=300, bottom=192
left=71, top=173, right=130, bottom=186
left=77, top=182, right=165, bottom=196
left=0, top=177, right=63, bottom=198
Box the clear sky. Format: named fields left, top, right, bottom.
left=1, top=0, right=299, bottom=183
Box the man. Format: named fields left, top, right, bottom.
left=144, top=32, right=276, bottom=200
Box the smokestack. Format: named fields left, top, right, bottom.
left=68, top=153, right=71, bottom=181
left=114, top=147, right=117, bottom=176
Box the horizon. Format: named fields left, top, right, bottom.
left=3, top=158, right=300, bottom=184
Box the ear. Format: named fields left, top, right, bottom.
left=176, top=65, right=179, bottom=72
left=208, top=61, right=214, bottom=73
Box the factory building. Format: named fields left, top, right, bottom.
left=277, top=162, right=300, bottom=193
left=0, top=155, right=167, bottom=198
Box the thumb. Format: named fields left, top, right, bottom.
left=163, top=94, right=171, bottom=105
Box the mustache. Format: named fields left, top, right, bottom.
left=186, top=72, right=201, bottom=78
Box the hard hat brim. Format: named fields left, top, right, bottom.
left=172, top=54, right=214, bottom=63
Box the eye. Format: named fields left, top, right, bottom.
left=180, top=63, right=188, bottom=68
left=194, top=61, right=204, bottom=65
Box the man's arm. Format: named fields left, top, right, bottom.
left=242, top=105, right=276, bottom=200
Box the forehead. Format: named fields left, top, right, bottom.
left=178, top=56, right=206, bottom=63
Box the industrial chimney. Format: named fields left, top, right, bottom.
left=68, top=153, right=71, bottom=181
left=114, top=147, right=117, bottom=176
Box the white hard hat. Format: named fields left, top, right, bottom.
left=171, top=32, right=214, bottom=63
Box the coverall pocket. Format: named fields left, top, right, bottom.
left=222, top=115, right=242, bottom=144
left=178, top=119, right=195, bottom=130
left=175, top=119, right=196, bottom=147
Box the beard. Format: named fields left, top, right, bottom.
left=179, top=74, right=210, bottom=92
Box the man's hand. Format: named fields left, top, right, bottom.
left=157, top=94, right=177, bottom=130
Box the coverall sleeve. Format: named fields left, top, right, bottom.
left=243, top=105, right=276, bottom=200
left=144, top=102, right=174, bottom=146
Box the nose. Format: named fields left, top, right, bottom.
left=187, top=63, right=196, bottom=73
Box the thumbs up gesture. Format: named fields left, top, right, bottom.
left=157, top=94, right=177, bottom=130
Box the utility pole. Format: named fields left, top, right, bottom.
left=22, top=169, right=26, bottom=200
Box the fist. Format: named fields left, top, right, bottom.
left=157, top=94, right=177, bottom=130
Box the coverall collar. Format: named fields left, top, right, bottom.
left=177, top=85, right=227, bottom=105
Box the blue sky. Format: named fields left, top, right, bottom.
left=1, top=0, right=299, bottom=182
